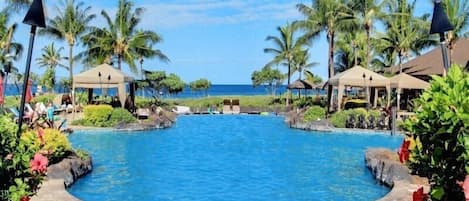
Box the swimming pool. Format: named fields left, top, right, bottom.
left=68, top=115, right=402, bottom=201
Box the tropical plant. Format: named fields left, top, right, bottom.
left=189, top=78, right=211, bottom=97
left=160, top=73, right=185, bottom=96
left=291, top=49, right=318, bottom=80
left=296, top=0, right=355, bottom=78
left=36, top=43, right=67, bottom=93
left=335, top=31, right=367, bottom=71
left=378, top=0, right=436, bottom=73
left=39, top=0, right=95, bottom=89
left=404, top=65, right=468, bottom=201
left=304, top=70, right=323, bottom=85
left=303, top=105, right=326, bottom=122
left=264, top=22, right=308, bottom=105
left=3, top=0, right=30, bottom=11
left=442, top=0, right=469, bottom=64
left=0, top=117, right=47, bottom=201
left=251, top=66, right=284, bottom=96
left=82, top=0, right=167, bottom=73
left=348, top=0, right=384, bottom=68
left=0, top=10, right=22, bottom=74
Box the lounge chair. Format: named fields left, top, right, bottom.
left=7, top=107, right=31, bottom=123
left=231, top=99, right=240, bottom=114
left=222, top=99, right=232, bottom=114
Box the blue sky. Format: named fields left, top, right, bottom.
left=2, top=0, right=433, bottom=84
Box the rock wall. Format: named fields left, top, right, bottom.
left=365, top=148, right=429, bottom=201
left=47, top=153, right=93, bottom=187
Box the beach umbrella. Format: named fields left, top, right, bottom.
left=0, top=74, right=4, bottom=105
left=25, top=79, right=33, bottom=103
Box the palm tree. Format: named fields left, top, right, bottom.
left=335, top=31, right=367, bottom=71
left=349, top=0, right=384, bottom=68
left=442, top=0, right=469, bottom=64
left=291, top=49, right=318, bottom=80
left=39, top=0, right=95, bottom=88
left=296, top=0, right=354, bottom=79
left=82, top=0, right=167, bottom=73
left=36, top=43, right=67, bottom=92
left=264, top=22, right=308, bottom=106
left=379, top=0, right=436, bottom=73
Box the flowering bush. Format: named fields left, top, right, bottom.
left=0, top=116, right=47, bottom=201
left=21, top=128, right=72, bottom=164
left=403, top=65, right=469, bottom=201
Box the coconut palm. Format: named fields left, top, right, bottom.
left=296, top=0, right=355, bottom=79
left=291, top=49, right=318, bottom=80
left=0, top=10, right=22, bottom=76
left=335, top=31, right=367, bottom=72
left=442, top=0, right=469, bottom=64
left=304, top=70, right=323, bottom=85
left=264, top=22, right=308, bottom=106
left=349, top=0, right=384, bottom=68
left=379, top=0, right=436, bottom=73
left=39, top=0, right=95, bottom=88
left=36, top=43, right=67, bottom=92
left=82, top=0, right=167, bottom=73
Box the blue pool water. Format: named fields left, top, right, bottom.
left=68, top=115, right=402, bottom=201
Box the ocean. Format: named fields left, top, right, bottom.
left=3, top=84, right=325, bottom=99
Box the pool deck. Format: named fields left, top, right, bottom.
left=31, top=179, right=79, bottom=201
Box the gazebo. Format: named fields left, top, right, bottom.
left=287, top=79, right=314, bottom=98
left=328, top=66, right=391, bottom=111
left=390, top=73, right=430, bottom=111
left=72, top=63, right=134, bottom=108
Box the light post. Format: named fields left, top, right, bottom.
left=17, top=0, right=46, bottom=137
left=430, top=0, right=454, bottom=74
left=362, top=73, right=366, bottom=106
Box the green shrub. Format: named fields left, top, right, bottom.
left=404, top=65, right=468, bottom=200
left=83, top=105, right=113, bottom=127
left=0, top=116, right=46, bottom=201
left=330, top=110, right=350, bottom=128
left=303, top=106, right=326, bottom=122
left=21, top=129, right=72, bottom=164
left=109, top=108, right=137, bottom=125
left=32, top=94, right=55, bottom=104
left=75, top=149, right=90, bottom=161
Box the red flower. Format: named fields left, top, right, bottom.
left=457, top=175, right=469, bottom=201
left=412, top=187, right=428, bottom=201
left=397, top=139, right=410, bottom=163
left=20, top=196, right=30, bottom=201
left=36, top=128, right=45, bottom=145
left=30, top=153, right=48, bottom=174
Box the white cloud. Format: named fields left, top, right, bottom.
left=137, top=0, right=304, bottom=28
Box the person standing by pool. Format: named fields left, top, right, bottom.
left=46, top=102, right=55, bottom=128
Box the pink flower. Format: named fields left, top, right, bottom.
left=30, top=153, right=48, bottom=174
left=412, top=187, right=427, bottom=201
left=397, top=140, right=410, bottom=163
left=457, top=175, right=469, bottom=201
left=36, top=128, right=45, bottom=145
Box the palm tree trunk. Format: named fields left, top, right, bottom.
left=118, top=54, right=122, bottom=70
left=366, top=26, right=371, bottom=69
left=69, top=44, right=73, bottom=89
left=398, top=54, right=403, bottom=73
left=328, top=32, right=335, bottom=77
left=286, top=62, right=291, bottom=107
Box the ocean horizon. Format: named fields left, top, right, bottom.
left=3, top=84, right=324, bottom=99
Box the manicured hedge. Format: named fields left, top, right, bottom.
left=303, top=106, right=326, bottom=122
left=75, top=105, right=137, bottom=127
